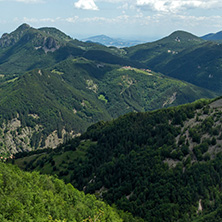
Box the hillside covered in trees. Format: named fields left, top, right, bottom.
left=0, top=162, right=142, bottom=222
left=3, top=24, right=222, bottom=221
left=0, top=24, right=217, bottom=155
left=124, top=31, right=222, bottom=93
left=11, top=97, right=222, bottom=221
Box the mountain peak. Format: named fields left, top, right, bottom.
left=0, top=23, right=31, bottom=48
left=169, top=30, right=200, bottom=40
left=16, top=23, right=31, bottom=32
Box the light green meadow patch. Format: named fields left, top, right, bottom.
left=98, top=94, right=108, bottom=103
left=118, top=67, right=153, bottom=76
left=51, top=69, right=64, bottom=75
left=7, top=77, right=19, bottom=83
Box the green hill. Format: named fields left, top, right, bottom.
left=0, top=57, right=217, bottom=155
left=125, top=31, right=204, bottom=64
left=125, top=31, right=222, bottom=93
left=0, top=161, right=142, bottom=221
left=12, top=97, right=222, bottom=221
left=201, top=31, right=222, bottom=42
left=154, top=41, right=222, bottom=92
left=0, top=25, right=219, bottom=155
left=0, top=24, right=136, bottom=75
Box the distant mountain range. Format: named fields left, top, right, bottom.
left=82, top=34, right=145, bottom=48
left=201, top=31, right=222, bottom=42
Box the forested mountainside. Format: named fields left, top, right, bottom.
left=124, top=31, right=222, bottom=93
left=0, top=162, right=142, bottom=222
left=12, top=97, right=222, bottom=221
left=0, top=23, right=136, bottom=75
left=201, top=31, right=222, bottom=42
left=2, top=24, right=222, bottom=221
left=0, top=25, right=217, bottom=155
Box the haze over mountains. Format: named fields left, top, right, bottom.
left=82, top=35, right=145, bottom=48
left=201, top=31, right=222, bottom=42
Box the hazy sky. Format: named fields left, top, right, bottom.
left=1, top=0, right=222, bottom=41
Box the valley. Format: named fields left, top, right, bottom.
left=0, top=24, right=217, bottom=155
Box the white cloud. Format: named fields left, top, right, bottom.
left=136, top=0, right=222, bottom=13
left=16, top=0, right=45, bottom=3
left=96, top=0, right=128, bottom=2
left=0, top=0, right=45, bottom=2
left=74, top=0, right=99, bottom=10
left=65, top=16, right=79, bottom=23
left=22, top=17, right=55, bottom=23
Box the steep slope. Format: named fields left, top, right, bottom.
left=96, top=65, right=217, bottom=117
left=154, top=41, right=222, bottom=92
left=13, top=97, right=222, bottom=221
left=0, top=57, right=217, bottom=155
left=0, top=24, right=72, bottom=74
left=0, top=60, right=111, bottom=154
left=0, top=162, right=142, bottom=222
left=126, top=31, right=222, bottom=93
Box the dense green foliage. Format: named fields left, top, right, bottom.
left=125, top=30, right=204, bottom=62
left=13, top=98, right=222, bottom=221
left=0, top=161, right=143, bottom=221
left=97, top=67, right=217, bottom=117
left=3, top=24, right=222, bottom=222
left=0, top=24, right=219, bottom=154
left=124, top=30, right=222, bottom=93
left=0, top=55, right=216, bottom=154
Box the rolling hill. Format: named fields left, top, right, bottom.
left=0, top=24, right=218, bottom=155
left=3, top=24, right=222, bottom=221
left=201, top=31, right=222, bottom=42
left=125, top=30, right=222, bottom=93
left=125, top=30, right=204, bottom=63
left=12, top=97, right=222, bottom=221
left=0, top=23, right=136, bottom=75
left=0, top=57, right=217, bottom=155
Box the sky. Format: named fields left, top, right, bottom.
left=1, top=0, right=222, bottom=42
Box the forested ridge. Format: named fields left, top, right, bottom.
left=0, top=25, right=217, bottom=155
left=124, top=31, right=222, bottom=93
left=12, top=97, right=222, bottom=221
left=0, top=56, right=216, bottom=155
